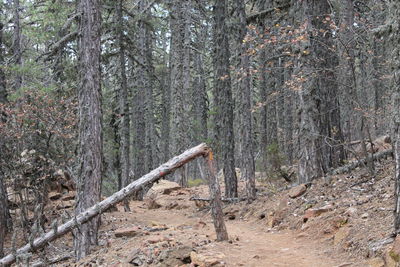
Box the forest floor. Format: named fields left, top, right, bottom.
left=58, top=179, right=362, bottom=267
left=5, top=157, right=399, bottom=266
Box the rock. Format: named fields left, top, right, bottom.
left=114, top=226, right=141, bottom=238
left=267, top=211, right=280, bottom=228
left=146, top=236, right=171, bottom=244
left=388, top=235, right=400, bottom=263
left=146, top=198, right=162, bottom=209
left=334, top=227, right=351, bottom=246
left=163, top=187, right=182, bottom=195
left=303, top=205, right=333, bottom=222
left=194, top=220, right=207, bottom=230
left=151, top=180, right=181, bottom=195
left=49, top=192, right=62, bottom=201
left=166, top=202, right=179, bottom=210
left=384, top=248, right=398, bottom=267
left=367, top=257, right=385, bottom=267
left=288, top=184, right=307, bottom=198
left=361, top=212, right=369, bottom=219
left=158, top=246, right=192, bottom=267
left=126, top=248, right=142, bottom=264
left=190, top=251, right=225, bottom=267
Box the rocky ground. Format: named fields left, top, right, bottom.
left=4, top=156, right=400, bottom=266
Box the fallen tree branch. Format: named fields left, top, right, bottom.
left=31, top=254, right=72, bottom=267
left=330, top=149, right=393, bottom=175
left=189, top=197, right=247, bottom=203
left=0, top=143, right=226, bottom=266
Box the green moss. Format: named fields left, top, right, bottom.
left=188, top=178, right=205, bottom=187
left=389, top=250, right=400, bottom=262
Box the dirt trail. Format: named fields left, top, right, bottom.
left=92, top=202, right=356, bottom=267
left=64, top=181, right=364, bottom=266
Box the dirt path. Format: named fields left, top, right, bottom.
left=66, top=182, right=363, bottom=266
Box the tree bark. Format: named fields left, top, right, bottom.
left=116, top=0, right=131, bottom=212
left=0, top=144, right=226, bottom=266
left=0, top=21, right=6, bottom=103
left=204, top=152, right=229, bottom=241
left=388, top=0, right=400, bottom=234
left=74, top=0, right=102, bottom=260
left=235, top=0, right=256, bottom=200
left=13, top=0, right=22, bottom=90
left=170, top=0, right=190, bottom=187
left=297, top=0, right=344, bottom=182
left=0, top=173, right=6, bottom=258
left=0, top=20, right=9, bottom=254
left=132, top=1, right=148, bottom=199
left=213, top=0, right=238, bottom=198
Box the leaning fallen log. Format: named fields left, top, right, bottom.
left=330, top=148, right=393, bottom=175
left=0, top=143, right=228, bottom=266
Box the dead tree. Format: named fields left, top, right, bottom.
left=0, top=143, right=228, bottom=266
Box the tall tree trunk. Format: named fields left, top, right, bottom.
left=117, top=0, right=131, bottom=211
left=213, top=0, right=237, bottom=198
left=74, top=0, right=102, bottom=260
left=235, top=0, right=256, bottom=200
left=161, top=25, right=171, bottom=164
left=192, top=18, right=209, bottom=181
left=13, top=0, right=22, bottom=90
left=256, top=0, right=275, bottom=173
left=259, top=46, right=268, bottom=172
left=0, top=20, right=10, bottom=256
left=388, top=0, right=400, bottom=234
left=133, top=1, right=147, bottom=197
left=170, top=0, right=189, bottom=187
left=144, top=22, right=155, bottom=173
left=337, top=0, right=356, bottom=145
left=0, top=19, right=6, bottom=258
left=0, top=172, right=6, bottom=258
left=296, top=0, right=327, bottom=183
left=0, top=21, right=6, bottom=103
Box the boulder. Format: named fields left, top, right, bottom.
left=114, top=226, right=141, bottom=238
left=158, top=246, right=192, bottom=267
left=303, top=205, right=333, bottom=222
left=288, top=184, right=307, bottom=198
left=190, top=251, right=225, bottom=267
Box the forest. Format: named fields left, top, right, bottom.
left=1, top=0, right=400, bottom=266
